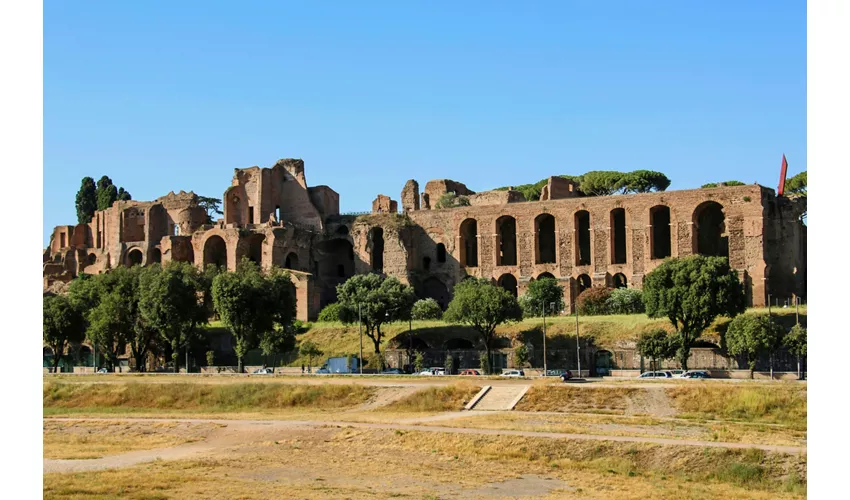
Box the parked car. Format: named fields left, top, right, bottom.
left=96, top=368, right=108, bottom=374
left=459, top=369, right=481, bottom=376
left=315, top=367, right=330, bottom=374
left=500, top=369, right=526, bottom=377
left=559, top=370, right=574, bottom=382
left=637, top=371, right=673, bottom=379
left=381, top=368, right=404, bottom=375
left=668, top=369, right=686, bottom=377
left=418, top=367, right=446, bottom=376
left=252, top=368, right=273, bottom=374
left=681, top=370, right=711, bottom=379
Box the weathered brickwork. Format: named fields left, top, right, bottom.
left=45, top=159, right=806, bottom=320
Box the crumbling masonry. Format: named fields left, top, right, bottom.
left=45, top=160, right=807, bottom=321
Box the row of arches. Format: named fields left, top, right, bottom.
left=457, top=201, right=728, bottom=268
left=494, top=271, right=628, bottom=298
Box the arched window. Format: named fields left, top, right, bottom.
left=370, top=227, right=384, bottom=272
left=649, top=205, right=672, bottom=259
left=284, top=252, right=299, bottom=270
left=247, top=233, right=265, bottom=265
left=577, top=274, right=592, bottom=294
left=535, top=214, right=556, bottom=264
left=436, top=243, right=447, bottom=263
left=125, top=248, right=144, bottom=267
left=203, top=235, right=227, bottom=268
left=693, top=201, right=728, bottom=257
left=610, top=208, right=626, bottom=264
left=613, top=273, right=627, bottom=288
left=149, top=248, right=162, bottom=264
left=496, top=216, right=517, bottom=266
left=459, top=219, right=478, bottom=267
left=498, top=273, right=518, bottom=297
left=575, top=211, right=591, bottom=266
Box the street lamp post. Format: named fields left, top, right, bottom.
left=358, top=303, right=363, bottom=375
left=574, top=302, right=581, bottom=378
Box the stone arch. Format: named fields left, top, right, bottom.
left=445, top=338, right=474, bottom=350
left=459, top=218, right=478, bottom=267
left=497, top=273, right=518, bottom=297
left=610, top=208, right=627, bottom=264
left=496, top=216, right=517, bottom=266
left=284, top=252, right=299, bottom=270
left=575, top=210, right=591, bottom=266
left=422, top=276, right=450, bottom=309
left=576, top=273, right=592, bottom=294
left=693, top=201, right=728, bottom=257
left=538, top=272, right=556, bottom=280
left=86, top=253, right=97, bottom=266
left=149, top=247, right=162, bottom=264
left=535, top=213, right=556, bottom=264
left=649, top=205, right=672, bottom=259
left=369, top=227, right=384, bottom=272
left=436, top=243, right=447, bottom=263
left=125, top=248, right=144, bottom=267
left=203, top=235, right=228, bottom=268
left=612, top=273, right=628, bottom=289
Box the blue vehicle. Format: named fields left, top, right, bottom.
left=317, top=356, right=361, bottom=374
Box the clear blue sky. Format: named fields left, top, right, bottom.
left=44, top=1, right=806, bottom=245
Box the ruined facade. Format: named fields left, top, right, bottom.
left=44, top=159, right=807, bottom=321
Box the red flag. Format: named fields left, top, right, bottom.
left=778, top=154, right=788, bottom=196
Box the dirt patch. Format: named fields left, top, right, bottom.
left=515, top=386, right=636, bottom=414
left=344, top=386, right=420, bottom=412
left=625, top=388, right=676, bottom=418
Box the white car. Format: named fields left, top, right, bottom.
left=500, top=369, right=526, bottom=377
left=418, top=368, right=445, bottom=376
left=252, top=368, right=274, bottom=374
left=637, top=371, right=673, bottom=379
left=668, top=369, right=686, bottom=377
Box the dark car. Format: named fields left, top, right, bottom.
left=682, top=370, right=710, bottom=379
left=559, top=370, right=573, bottom=382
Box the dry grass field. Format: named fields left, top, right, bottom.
left=43, top=377, right=806, bottom=499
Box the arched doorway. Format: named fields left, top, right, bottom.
left=649, top=205, right=672, bottom=259
left=693, top=201, right=728, bottom=257
left=459, top=219, right=478, bottom=267
left=86, top=253, right=97, bottom=267
left=577, top=274, right=592, bottom=294
left=370, top=227, right=384, bottom=272
left=203, top=235, right=228, bottom=268
left=149, top=248, right=162, bottom=264
left=498, top=273, right=518, bottom=297
left=535, top=214, right=556, bottom=264
left=246, top=233, right=265, bottom=265
left=575, top=210, right=591, bottom=266
left=125, top=248, right=144, bottom=267
left=610, top=208, right=626, bottom=264
left=538, top=272, right=556, bottom=281
left=595, top=350, right=613, bottom=376
left=284, top=252, right=299, bottom=270
left=422, top=276, right=450, bottom=309
left=612, top=273, right=628, bottom=289
left=496, top=216, right=517, bottom=266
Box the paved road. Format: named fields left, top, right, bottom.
left=43, top=416, right=806, bottom=474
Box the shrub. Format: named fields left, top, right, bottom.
left=445, top=353, right=454, bottom=375
left=606, top=288, right=645, bottom=314
left=413, top=352, right=425, bottom=373
left=576, top=287, right=612, bottom=315
left=205, top=350, right=215, bottom=367
left=479, top=352, right=490, bottom=375
left=435, top=192, right=471, bottom=209
left=514, top=343, right=529, bottom=367
left=317, top=303, right=342, bottom=322
left=520, top=277, right=564, bottom=317
left=411, top=298, right=443, bottom=320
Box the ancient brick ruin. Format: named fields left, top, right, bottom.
left=44, top=158, right=807, bottom=321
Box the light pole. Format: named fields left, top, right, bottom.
left=358, top=302, right=363, bottom=375
left=574, top=301, right=581, bottom=378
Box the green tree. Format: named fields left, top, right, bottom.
left=205, top=350, right=215, bottom=367
left=784, top=324, right=807, bottom=380
left=43, top=295, right=87, bottom=373
left=413, top=351, right=425, bottom=373
left=785, top=171, right=807, bottom=197
left=336, top=273, right=417, bottom=356
left=725, top=314, right=784, bottom=379
left=411, top=298, right=443, bottom=320
left=643, top=255, right=746, bottom=371
left=443, top=278, right=523, bottom=374
left=620, top=170, right=671, bottom=194
left=75, top=177, right=97, bottom=224
left=636, top=329, right=678, bottom=373
left=299, top=341, right=324, bottom=368
left=212, top=259, right=276, bottom=372
left=606, top=288, right=645, bottom=314
left=520, top=277, right=564, bottom=317
left=197, top=196, right=224, bottom=224
left=139, top=262, right=205, bottom=372
left=578, top=171, right=626, bottom=196
left=96, top=176, right=118, bottom=211
left=117, top=187, right=132, bottom=201
left=513, top=343, right=529, bottom=368
left=259, top=266, right=299, bottom=366
left=444, top=353, right=454, bottom=375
